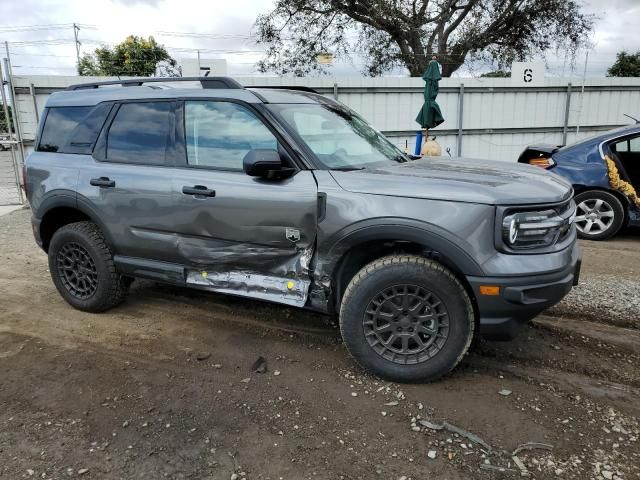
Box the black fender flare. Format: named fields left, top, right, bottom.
left=311, top=218, right=484, bottom=313
left=317, top=217, right=485, bottom=278
left=33, top=190, right=77, bottom=220
left=36, top=192, right=116, bottom=251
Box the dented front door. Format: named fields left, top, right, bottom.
left=170, top=169, right=318, bottom=306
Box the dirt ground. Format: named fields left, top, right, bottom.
left=1, top=207, right=639, bottom=480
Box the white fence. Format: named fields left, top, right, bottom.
left=0, top=147, right=22, bottom=205
left=7, top=74, right=640, bottom=163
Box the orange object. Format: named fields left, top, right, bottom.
left=479, top=285, right=500, bottom=296
left=528, top=157, right=552, bottom=168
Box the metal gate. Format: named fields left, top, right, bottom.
left=0, top=142, right=22, bottom=206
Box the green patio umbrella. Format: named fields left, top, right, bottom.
left=415, top=60, right=444, bottom=129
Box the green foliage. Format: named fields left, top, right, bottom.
left=480, top=70, right=511, bottom=78
left=0, top=103, right=12, bottom=134
left=77, top=35, right=178, bottom=77
left=255, top=0, right=594, bottom=77
left=607, top=51, right=640, bottom=77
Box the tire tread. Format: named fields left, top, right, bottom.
left=339, top=254, right=475, bottom=381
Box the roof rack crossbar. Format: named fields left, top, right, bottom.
left=66, top=76, right=243, bottom=91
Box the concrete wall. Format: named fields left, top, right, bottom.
left=9, top=75, right=640, bottom=162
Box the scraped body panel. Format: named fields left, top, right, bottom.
left=186, top=270, right=310, bottom=307
left=168, top=169, right=318, bottom=304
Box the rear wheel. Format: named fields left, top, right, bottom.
left=574, top=190, right=625, bottom=241
left=339, top=255, right=474, bottom=382
left=48, top=221, right=128, bottom=312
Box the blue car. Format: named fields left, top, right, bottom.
left=519, top=123, right=640, bottom=240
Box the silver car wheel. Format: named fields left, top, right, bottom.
left=574, top=198, right=615, bottom=235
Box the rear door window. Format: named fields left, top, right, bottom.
left=106, top=102, right=172, bottom=165
left=38, top=106, right=92, bottom=152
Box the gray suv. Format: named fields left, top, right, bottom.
left=25, top=77, right=581, bottom=382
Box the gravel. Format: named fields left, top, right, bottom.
left=550, top=274, right=640, bottom=329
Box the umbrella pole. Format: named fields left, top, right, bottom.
left=413, top=130, right=423, bottom=156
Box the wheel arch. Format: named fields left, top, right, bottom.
left=317, top=222, right=483, bottom=317
left=37, top=196, right=114, bottom=252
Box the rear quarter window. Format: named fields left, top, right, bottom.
left=38, top=107, right=92, bottom=153
left=37, top=104, right=112, bottom=154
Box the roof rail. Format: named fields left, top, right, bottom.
left=249, top=85, right=319, bottom=94
left=66, top=76, right=243, bottom=91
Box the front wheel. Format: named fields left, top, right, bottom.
left=574, top=190, right=625, bottom=241
left=339, top=255, right=475, bottom=382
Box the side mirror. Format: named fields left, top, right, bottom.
left=243, top=149, right=292, bottom=179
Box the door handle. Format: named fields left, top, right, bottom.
left=90, top=177, right=116, bottom=188
left=182, top=185, right=216, bottom=197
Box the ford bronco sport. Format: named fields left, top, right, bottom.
left=25, top=77, right=581, bottom=382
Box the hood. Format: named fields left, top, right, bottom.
left=330, top=157, right=572, bottom=205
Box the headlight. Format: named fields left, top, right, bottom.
left=501, top=202, right=575, bottom=251
left=507, top=218, right=518, bottom=244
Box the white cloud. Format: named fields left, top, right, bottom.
left=1, top=0, right=639, bottom=77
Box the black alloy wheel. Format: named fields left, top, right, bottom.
left=364, top=284, right=450, bottom=365
left=56, top=242, right=99, bottom=299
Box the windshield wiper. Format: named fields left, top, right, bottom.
left=393, top=154, right=411, bottom=163
left=330, top=166, right=366, bottom=171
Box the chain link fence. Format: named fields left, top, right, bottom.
left=0, top=142, right=23, bottom=206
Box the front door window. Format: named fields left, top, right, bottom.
left=184, top=101, right=278, bottom=170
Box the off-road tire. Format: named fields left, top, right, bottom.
left=574, top=190, right=625, bottom=241
left=339, top=255, right=475, bottom=382
left=48, top=221, right=128, bottom=312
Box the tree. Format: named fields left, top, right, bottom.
left=607, top=51, right=640, bottom=77
left=480, top=70, right=511, bottom=78
left=255, top=0, right=594, bottom=77
left=78, top=35, right=178, bottom=77
left=0, top=103, right=12, bottom=134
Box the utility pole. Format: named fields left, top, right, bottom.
left=0, top=60, right=14, bottom=137
left=73, top=23, right=81, bottom=67
left=576, top=50, right=589, bottom=136
left=3, top=41, right=25, bottom=171
left=0, top=59, right=24, bottom=204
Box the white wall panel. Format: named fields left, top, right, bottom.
left=10, top=75, right=640, bottom=162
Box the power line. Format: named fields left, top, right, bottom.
left=9, top=52, right=76, bottom=58
left=156, top=31, right=253, bottom=40
left=0, top=23, right=96, bottom=32
left=7, top=39, right=77, bottom=46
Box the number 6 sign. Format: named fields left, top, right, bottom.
left=511, top=62, right=545, bottom=87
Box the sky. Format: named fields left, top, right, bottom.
left=0, top=0, right=639, bottom=78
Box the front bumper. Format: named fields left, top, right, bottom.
left=467, top=246, right=582, bottom=339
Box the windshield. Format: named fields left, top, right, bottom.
left=267, top=103, right=407, bottom=169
